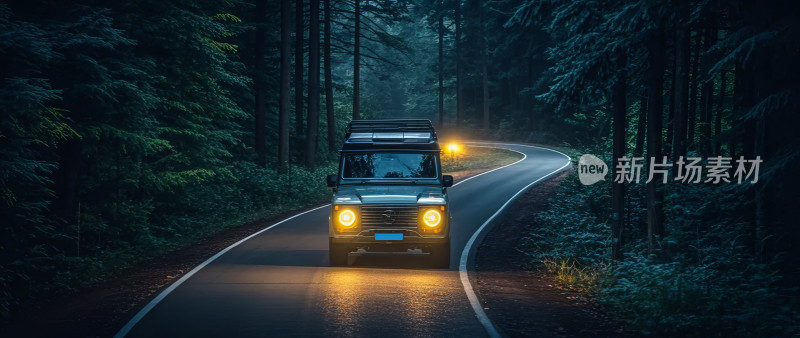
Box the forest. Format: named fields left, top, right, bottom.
left=1, top=0, right=799, bottom=334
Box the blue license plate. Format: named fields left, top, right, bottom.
left=375, top=233, right=403, bottom=240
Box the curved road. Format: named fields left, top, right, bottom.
left=118, top=143, right=571, bottom=337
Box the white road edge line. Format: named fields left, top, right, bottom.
left=458, top=142, right=572, bottom=338
left=114, top=204, right=331, bottom=338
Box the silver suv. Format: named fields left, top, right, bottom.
left=326, top=120, right=453, bottom=268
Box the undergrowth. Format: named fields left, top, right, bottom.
left=520, top=170, right=799, bottom=336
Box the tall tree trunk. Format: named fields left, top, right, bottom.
left=741, top=69, right=755, bottom=160
left=352, top=0, right=361, bottom=120
left=646, top=30, right=665, bottom=255
left=634, top=94, right=647, bottom=157
left=295, top=0, right=305, bottom=137
left=54, top=139, right=82, bottom=225
left=754, top=110, right=767, bottom=262
left=611, top=55, right=627, bottom=261
left=455, top=0, right=462, bottom=129
left=672, top=1, right=690, bottom=160
left=324, top=0, right=336, bottom=152
left=736, top=25, right=767, bottom=260
left=482, top=61, right=489, bottom=130
left=481, top=3, right=489, bottom=131
left=527, top=57, right=534, bottom=131
left=305, top=0, right=320, bottom=168
left=507, top=78, right=514, bottom=109
left=714, top=70, right=726, bottom=155
left=438, top=10, right=444, bottom=128
left=730, top=64, right=743, bottom=158
left=254, top=0, right=268, bottom=168
left=735, top=55, right=757, bottom=255
left=687, top=29, right=701, bottom=149
left=664, top=52, right=675, bottom=160
left=279, top=0, right=291, bottom=170
left=512, top=78, right=520, bottom=112
left=699, top=20, right=717, bottom=156
left=753, top=59, right=769, bottom=263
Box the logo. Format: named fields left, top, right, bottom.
left=578, top=154, right=762, bottom=185
left=578, top=154, right=608, bottom=185
left=382, top=210, right=397, bottom=224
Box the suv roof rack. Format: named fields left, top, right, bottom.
left=342, top=119, right=439, bottom=151
left=346, top=119, right=436, bottom=135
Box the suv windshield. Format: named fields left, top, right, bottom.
left=342, top=152, right=437, bottom=179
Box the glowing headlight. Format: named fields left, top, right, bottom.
left=422, top=209, right=442, bottom=227
left=338, top=209, right=356, bottom=227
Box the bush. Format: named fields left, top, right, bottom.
left=520, top=170, right=799, bottom=336
left=0, top=159, right=337, bottom=318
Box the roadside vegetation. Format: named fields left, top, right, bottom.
left=505, top=0, right=800, bottom=335
left=521, top=163, right=798, bottom=336
left=0, top=161, right=336, bottom=319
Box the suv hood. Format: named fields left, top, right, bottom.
left=334, top=185, right=445, bottom=205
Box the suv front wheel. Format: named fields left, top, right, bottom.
left=329, top=238, right=350, bottom=266
left=430, top=239, right=451, bottom=269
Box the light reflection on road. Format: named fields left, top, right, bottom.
left=317, top=266, right=466, bottom=337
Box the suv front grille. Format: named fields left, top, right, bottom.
left=361, top=204, right=418, bottom=228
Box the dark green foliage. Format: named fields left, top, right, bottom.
left=0, top=0, right=335, bottom=318
left=523, top=173, right=798, bottom=335
left=509, top=0, right=800, bottom=334
left=0, top=5, right=76, bottom=315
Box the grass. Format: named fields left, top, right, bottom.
left=541, top=258, right=611, bottom=294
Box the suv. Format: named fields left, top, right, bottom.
left=326, top=119, right=453, bottom=268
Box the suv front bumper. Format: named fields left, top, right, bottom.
left=331, top=229, right=448, bottom=252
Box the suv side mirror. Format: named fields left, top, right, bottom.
left=326, top=174, right=338, bottom=188
left=442, top=175, right=454, bottom=188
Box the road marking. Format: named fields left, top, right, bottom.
left=457, top=143, right=572, bottom=338
left=114, top=204, right=331, bottom=338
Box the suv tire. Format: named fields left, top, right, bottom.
left=430, top=239, right=451, bottom=269
left=329, top=238, right=349, bottom=266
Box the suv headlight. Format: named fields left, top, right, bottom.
left=422, top=209, right=442, bottom=227
left=333, top=206, right=360, bottom=233
left=419, top=206, right=445, bottom=234
left=339, top=209, right=356, bottom=226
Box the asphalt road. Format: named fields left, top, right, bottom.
left=118, top=142, right=571, bottom=337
